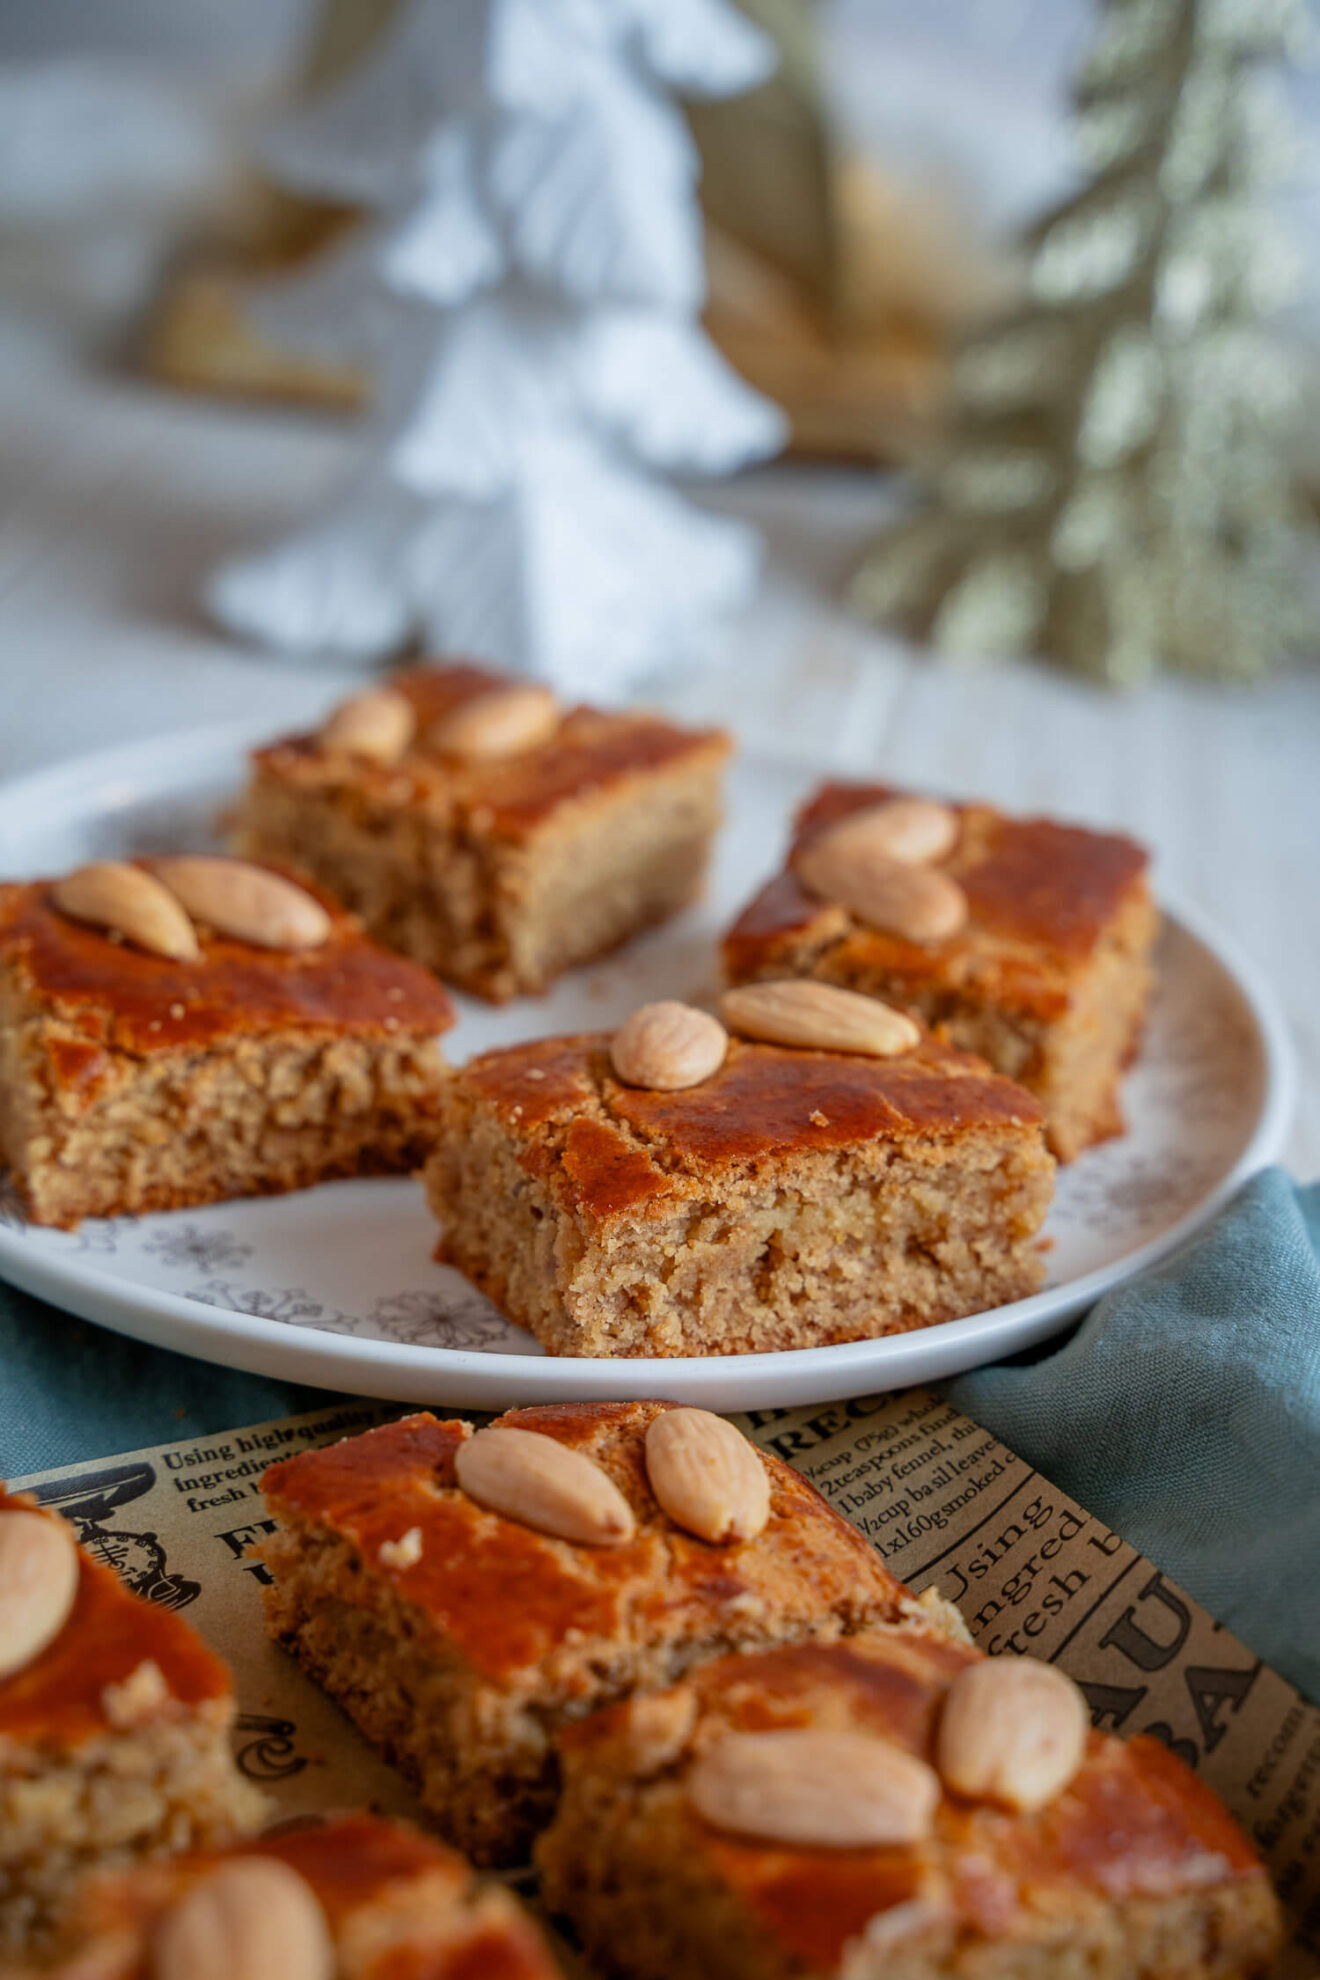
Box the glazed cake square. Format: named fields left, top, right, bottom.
left=0, top=864, right=454, bottom=1228
left=724, top=782, right=1157, bottom=1161
left=33, top=1813, right=559, bottom=1980
left=237, top=663, right=731, bottom=1002
left=540, top=1630, right=1281, bottom=1980
left=0, top=1489, right=263, bottom=1957
left=259, top=1402, right=910, bottom=1866
left=424, top=1029, right=1053, bottom=1357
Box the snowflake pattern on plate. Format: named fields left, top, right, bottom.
left=186, top=1281, right=346, bottom=1329
left=142, top=1224, right=254, bottom=1275
left=72, top=1216, right=137, bottom=1257
left=366, top=1286, right=534, bottom=1353
left=183, top=1276, right=534, bottom=1354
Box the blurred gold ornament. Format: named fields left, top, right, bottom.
left=702, top=151, right=1015, bottom=461
left=145, top=0, right=1010, bottom=464
left=141, top=0, right=393, bottom=405
left=701, top=223, right=944, bottom=462
left=851, top=0, right=1316, bottom=684
left=687, top=0, right=837, bottom=302
left=695, top=0, right=1014, bottom=460
left=143, top=197, right=364, bottom=408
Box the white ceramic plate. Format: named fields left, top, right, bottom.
left=0, top=724, right=1294, bottom=1410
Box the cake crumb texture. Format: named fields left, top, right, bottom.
left=425, top=1032, right=1053, bottom=1357
left=258, top=1402, right=908, bottom=1865
left=0, top=875, right=453, bottom=1227
left=238, top=665, right=730, bottom=1002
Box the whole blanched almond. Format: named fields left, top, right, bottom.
left=689, top=1729, right=939, bottom=1848
left=720, top=981, right=920, bottom=1058
left=426, top=683, right=559, bottom=760
left=0, top=1509, right=80, bottom=1681
left=645, top=1408, right=770, bottom=1544
left=937, top=1657, right=1088, bottom=1811
left=611, top=1003, right=728, bottom=1091
left=153, top=858, right=331, bottom=952
left=151, top=1858, right=333, bottom=1980
left=455, top=1427, right=636, bottom=1547
left=318, top=686, right=416, bottom=763
left=795, top=838, right=968, bottom=944
left=52, top=863, right=200, bottom=963
left=813, top=798, right=959, bottom=867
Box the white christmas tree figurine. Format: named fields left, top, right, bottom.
left=207, top=0, right=787, bottom=694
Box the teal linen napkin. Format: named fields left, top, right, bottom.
left=947, top=1167, right=1320, bottom=1704
left=0, top=1284, right=341, bottom=1477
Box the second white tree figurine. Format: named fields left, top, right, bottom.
left=207, top=0, right=787, bottom=694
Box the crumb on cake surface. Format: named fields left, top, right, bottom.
left=238, top=663, right=730, bottom=1002
left=539, top=1629, right=1281, bottom=1980
left=0, top=1489, right=264, bottom=1958
left=723, top=782, right=1158, bottom=1163
left=424, top=1030, right=1054, bottom=1357
left=0, top=870, right=454, bottom=1227
left=258, top=1402, right=908, bottom=1866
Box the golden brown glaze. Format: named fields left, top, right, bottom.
left=563, top=1632, right=1269, bottom=1973
left=0, top=1489, right=231, bottom=1747
left=551, top=1115, right=676, bottom=1220
left=255, top=1816, right=468, bottom=1924
left=705, top=1841, right=926, bottom=1971
left=393, top=662, right=520, bottom=733
left=266, top=1411, right=470, bottom=1505
left=372, top=1929, right=552, bottom=1980
left=71, top=1814, right=463, bottom=1940
left=725, top=782, right=1151, bottom=1022
left=0, top=871, right=454, bottom=1071
left=254, top=663, right=730, bottom=842
left=453, top=1032, right=1045, bottom=1222
left=66, top=1814, right=557, bottom=1980
left=261, top=1405, right=905, bottom=1688
left=796, top=784, right=1149, bottom=959
left=723, top=869, right=841, bottom=956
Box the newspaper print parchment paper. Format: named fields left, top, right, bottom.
left=14, top=1389, right=1320, bottom=1977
